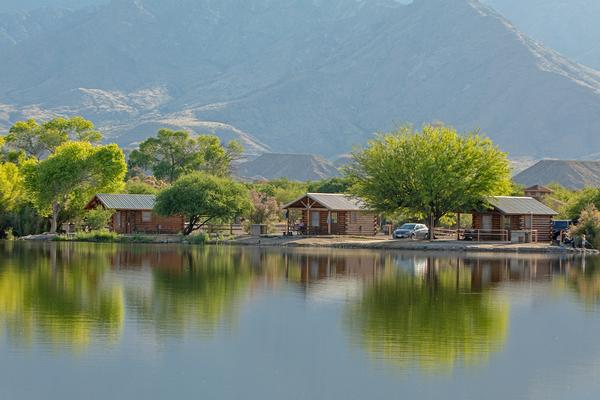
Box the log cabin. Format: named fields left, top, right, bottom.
left=84, top=194, right=184, bottom=234
left=283, top=193, right=379, bottom=236
left=470, top=196, right=558, bottom=242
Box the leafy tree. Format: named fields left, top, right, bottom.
left=0, top=162, right=24, bottom=213
left=197, top=135, right=243, bottom=177
left=124, top=176, right=168, bottom=194
left=129, top=129, right=242, bottom=182
left=155, top=172, right=251, bottom=235
left=251, top=178, right=308, bottom=205
left=569, top=204, right=600, bottom=249
left=564, top=188, right=600, bottom=221
left=245, top=190, right=280, bottom=231
left=23, top=141, right=126, bottom=233
left=307, top=177, right=350, bottom=193
left=344, top=125, right=511, bottom=235
left=4, top=117, right=102, bottom=159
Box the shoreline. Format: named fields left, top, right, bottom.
left=221, top=235, right=599, bottom=254
left=14, top=233, right=598, bottom=255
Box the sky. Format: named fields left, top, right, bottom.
left=0, top=0, right=104, bottom=13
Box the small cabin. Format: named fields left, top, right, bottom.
left=84, top=194, right=184, bottom=234
left=283, top=193, right=379, bottom=236
left=471, top=196, right=558, bottom=242
left=523, top=185, right=554, bottom=202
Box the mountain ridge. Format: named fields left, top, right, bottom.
left=1, top=0, right=600, bottom=158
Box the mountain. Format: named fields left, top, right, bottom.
left=235, top=153, right=340, bottom=182
left=2, top=0, right=600, bottom=158
left=483, top=0, right=600, bottom=69
left=513, top=160, right=600, bottom=190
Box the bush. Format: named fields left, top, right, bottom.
left=84, top=209, right=115, bottom=231
left=62, top=229, right=120, bottom=242
left=186, top=232, right=209, bottom=245
left=569, top=204, right=600, bottom=249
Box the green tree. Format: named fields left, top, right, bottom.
left=155, top=172, right=251, bottom=235
left=23, top=141, right=126, bottom=233
left=345, top=125, right=511, bottom=234
left=4, top=117, right=102, bottom=159
left=129, top=129, right=241, bottom=182
left=307, top=177, right=350, bottom=193
left=0, top=162, right=24, bottom=213
left=569, top=204, right=600, bottom=248
left=245, top=190, right=280, bottom=231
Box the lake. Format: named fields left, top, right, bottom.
left=1, top=242, right=600, bottom=400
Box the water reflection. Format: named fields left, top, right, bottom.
left=0, top=242, right=123, bottom=350
left=0, top=241, right=597, bottom=373
left=345, top=257, right=509, bottom=371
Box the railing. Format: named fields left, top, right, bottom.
left=433, top=228, right=509, bottom=242
left=433, top=228, right=540, bottom=243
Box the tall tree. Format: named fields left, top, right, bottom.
left=154, top=172, right=251, bottom=235
left=23, top=141, right=126, bottom=233
left=0, top=162, right=23, bottom=213
left=129, top=129, right=242, bottom=182
left=344, top=125, right=511, bottom=234
left=4, top=117, right=102, bottom=159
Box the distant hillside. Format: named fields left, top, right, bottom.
left=513, top=160, right=600, bottom=190
left=483, top=0, right=600, bottom=69
left=235, top=154, right=340, bottom=182
left=3, top=0, right=600, bottom=158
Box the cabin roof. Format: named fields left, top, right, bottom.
left=487, top=196, right=558, bottom=216
left=86, top=194, right=156, bottom=211
left=524, top=185, right=553, bottom=193
left=283, top=193, right=370, bottom=211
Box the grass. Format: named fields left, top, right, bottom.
left=54, top=229, right=121, bottom=243
left=53, top=230, right=214, bottom=245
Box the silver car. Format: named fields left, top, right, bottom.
left=393, top=223, right=429, bottom=240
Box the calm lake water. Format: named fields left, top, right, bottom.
left=2, top=242, right=600, bottom=399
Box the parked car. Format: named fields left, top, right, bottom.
left=393, top=223, right=429, bottom=240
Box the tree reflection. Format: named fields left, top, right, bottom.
left=0, top=242, right=124, bottom=350
left=345, top=258, right=509, bottom=371
left=566, top=257, right=600, bottom=307
left=126, top=246, right=253, bottom=336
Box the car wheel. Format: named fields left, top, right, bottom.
left=410, top=233, right=416, bottom=240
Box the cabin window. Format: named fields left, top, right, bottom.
left=311, top=211, right=320, bottom=227
left=142, top=211, right=152, bottom=223
left=350, top=212, right=358, bottom=224
left=115, top=212, right=121, bottom=228
left=482, top=215, right=492, bottom=231
left=331, top=212, right=338, bottom=224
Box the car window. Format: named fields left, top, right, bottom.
left=400, top=224, right=416, bottom=229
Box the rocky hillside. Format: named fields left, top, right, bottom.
left=513, top=160, right=600, bottom=190
left=2, top=0, right=600, bottom=158
left=483, top=0, right=600, bottom=69
left=235, top=154, right=340, bottom=182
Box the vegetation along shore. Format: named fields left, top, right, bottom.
left=2, top=116, right=600, bottom=254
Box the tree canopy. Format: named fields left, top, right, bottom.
left=23, top=141, right=126, bottom=233
left=129, top=129, right=242, bottom=182
left=344, top=125, right=511, bottom=231
left=154, top=172, right=252, bottom=235
left=4, top=117, right=102, bottom=159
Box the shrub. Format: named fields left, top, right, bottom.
left=84, top=209, right=115, bottom=231
left=72, top=229, right=120, bottom=242
left=186, top=232, right=209, bottom=245
left=569, top=204, right=600, bottom=249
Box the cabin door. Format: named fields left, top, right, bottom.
left=126, top=211, right=136, bottom=234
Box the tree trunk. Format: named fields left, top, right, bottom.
left=50, top=201, right=60, bottom=234
left=429, top=212, right=435, bottom=241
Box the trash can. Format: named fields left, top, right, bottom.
left=250, top=224, right=267, bottom=236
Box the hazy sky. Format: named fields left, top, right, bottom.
left=0, top=0, right=105, bottom=13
